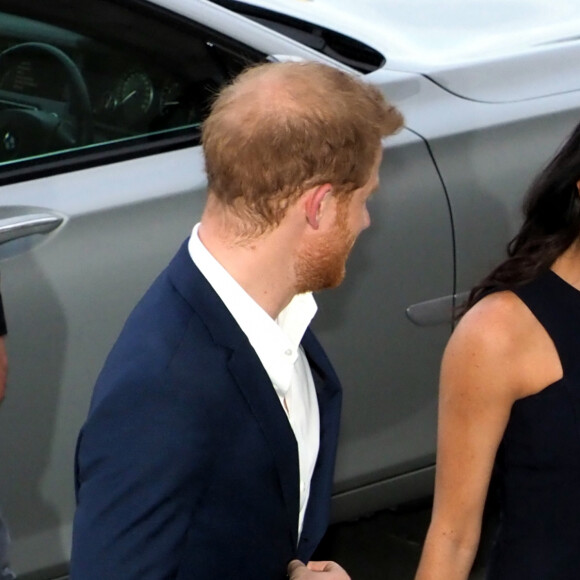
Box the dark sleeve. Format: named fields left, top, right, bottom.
left=70, top=372, right=217, bottom=579
left=0, top=291, right=7, bottom=336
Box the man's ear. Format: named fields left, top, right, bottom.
left=305, top=184, right=333, bottom=230
left=576, top=179, right=580, bottom=194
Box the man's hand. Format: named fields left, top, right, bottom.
left=0, top=336, right=7, bottom=403
left=288, top=559, right=351, bottom=579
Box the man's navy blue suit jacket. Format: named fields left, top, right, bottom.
left=70, top=240, right=342, bottom=579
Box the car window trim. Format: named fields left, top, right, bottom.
left=0, top=126, right=199, bottom=187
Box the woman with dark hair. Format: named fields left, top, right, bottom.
left=415, top=121, right=580, bottom=580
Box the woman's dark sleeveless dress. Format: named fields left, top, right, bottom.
left=486, top=269, right=580, bottom=579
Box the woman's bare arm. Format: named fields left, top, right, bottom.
left=415, top=291, right=541, bottom=580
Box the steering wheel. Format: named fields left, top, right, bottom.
left=0, top=42, right=93, bottom=161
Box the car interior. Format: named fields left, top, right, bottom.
left=0, top=2, right=261, bottom=166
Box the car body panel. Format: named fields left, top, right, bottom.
left=397, top=77, right=580, bottom=292
left=223, top=0, right=580, bottom=101
left=220, top=0, right=580, bottom=68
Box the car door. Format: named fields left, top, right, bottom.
left=0, top=0, right=276, bottom=576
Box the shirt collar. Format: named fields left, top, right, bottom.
left=187, top=224, right=317, bottom=397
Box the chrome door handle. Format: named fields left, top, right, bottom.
left=0, top=213, right=64, bottom=244
left=406, top=292, right=469, bottom=327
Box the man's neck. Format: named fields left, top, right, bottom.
left=197, top=214, right=299, bottom=319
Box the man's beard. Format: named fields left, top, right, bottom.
left=294, top=204, right=356, bottom=294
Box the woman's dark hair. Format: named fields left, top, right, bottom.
left=464, top=121, right=580, bottom=311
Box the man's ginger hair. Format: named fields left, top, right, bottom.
left=202, top=61, right=403, bottom=236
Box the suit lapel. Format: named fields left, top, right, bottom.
left=166, top=241, right=301, bottom=547
left=227, top=350, right=300, bottom=548
left=298, top=330, right=343, bottom=555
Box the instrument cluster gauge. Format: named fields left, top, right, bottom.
left=95, top=90, right=118, bottom=116
left=117, top=70, right=154, bottom=124
left=160, top=80, right=182, bottom=116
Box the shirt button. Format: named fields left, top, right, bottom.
left=285, top=348, right=292, bottom=356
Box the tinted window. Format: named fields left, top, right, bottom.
left=0, top=0, right=264, bottom=182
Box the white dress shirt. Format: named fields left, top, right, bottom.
left=188, top=224, right=320, bottom=537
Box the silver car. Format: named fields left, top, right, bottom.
left=0, top=0, right=579, bottom=576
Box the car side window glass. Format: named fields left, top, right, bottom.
left=0, top=0, right=263, bottom=173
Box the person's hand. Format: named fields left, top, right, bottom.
left=0, top=336, right=7, bottom=403
left=287, top=559, right=351, bottom=579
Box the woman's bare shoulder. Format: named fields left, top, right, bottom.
left=453, top=290, right=534, bottom=354
left=446, top=290, right=559, bottom=399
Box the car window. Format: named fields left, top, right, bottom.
left=0, top=0, right=264, bottom=184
